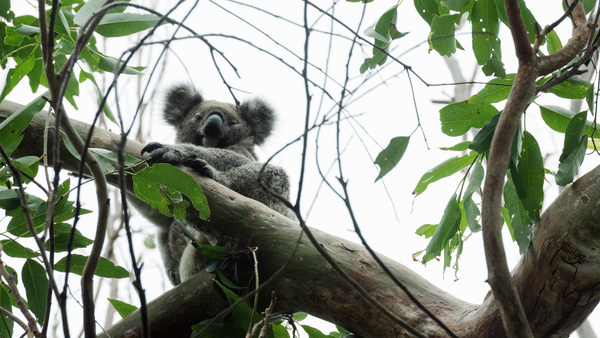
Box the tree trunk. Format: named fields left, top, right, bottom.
left=2, top=100, right=599, bottom=337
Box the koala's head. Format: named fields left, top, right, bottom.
left=162, top=84, right=275, bottom=151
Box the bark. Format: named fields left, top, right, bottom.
left=2, top=101, right=600, bottom=337
left=481, top=0, right=591, bottom=336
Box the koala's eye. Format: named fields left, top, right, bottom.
left=229, top=119, right=239, bottom=126
left=193, top=114, right=202, bottom=121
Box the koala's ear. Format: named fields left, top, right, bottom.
left=239, top=98, right=275, bottom=145
left=163, top=84, right=203, bottom=126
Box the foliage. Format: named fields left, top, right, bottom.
left=365, top=0, right=599, bottom=269
left=0, top=1, right=180, bottom=336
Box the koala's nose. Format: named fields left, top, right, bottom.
left=203, top=114, right=224, bottom=138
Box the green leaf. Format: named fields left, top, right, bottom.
left=440, top=0, right=470, bottom=11
left=509, top=131, right=544, bottom=222
left=0, top=0, right=15, bottom=21
left=503, top=179, right=532, bottom=253
left=414, top=0, right=441, bottom=25
left=22, top=259, right=48, bottom=324
left=0, top=188, right=20, bottom=210
left=429, top=14, right=459, bottom=56
left=46, top=231, right=94, bottom=252
left=0, top=53, right=36, bottom=104
left=413, top=152, right=477, bottom=196
left=583, top=0, right=598, bottom=13
left=12, top=155, right=40, bottom=179
left=468, top=75, right=514, bottom=104
left=197, top=245, right=231, bottom=260
left=480, top=54, right=506, bottom=77
left=7, top=199, right=91, bottom=238
left=89, top=148, right=140, bottom=173
left=416, top=223, right=437, bottom=238
left=493, top=0, right=536, bottom=42
left=4, top=26, right=25, bottom=46
left=214, top=280, right=258, bottom=329
left=132, top=163, right=210, bottom=220
left=440, top=141, right=470, bottom=151
left=360, top=6, right=402, bottom=73
left=556, top=136, right=587, bottom=186
left=73, top=0, right=108, bottom=26
left=374, top=136, right=409, bottom=182
left=1, top=240, right=40, bottom=258
left=472, top=0, right=501, bottom=65
left=190, top=322, right=246, bottom=337
left=468, top=112, right=500, bottom=154
left=54, top=254, right=130, bottom=279
left=108, top=298, right=138, bottom=318
left=545, top=77, right=591, bottom=99
left=563, top=0, right=598, bottom=14
left=510, top=121, right=523, bottom=168
left=422, top=194, right=461, bottom=263
left=364, top=6, right=398, bottom=44
left=440, top=101, right=499, bottom=136
left=556, top=111, right=588, bottom=185
left=586, top=83, right=594, bottom=113
left=560, top=111, right=588, bottom=162
left=294, top=313, right=308, bottom=321
left=546, top=30, right=562, bottom=54
left=302, top=325, right=329, bottom=338
left=27, top=48, right=43, bottom=92
left=96, top=52, right=145, bottom=75
left=462, top=161, right=484, bottom=232
left=273, top=323, right=291, bottom=338
left=15, top=24, right=39, bottom=36
left=540, top=105, right=595, bottom=136
left=96, top=13, right=163, bottom=37
left=0, top=284, right=13, bottom=338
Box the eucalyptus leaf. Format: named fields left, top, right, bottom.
left=132, top=163, right=210, bottom=220
left=422, top=193, right=461, bottom=263
left=413, top=152, right=477, bottom=196
left=374, top=136, right=409, bottom=182
left=503, top=179, right=532, bottom=253
left=429, top=14, right=459, bottom=56
left=1, top=240, right=39, bottom=258
left=96, top=13, right=163, bottom=37
left=0, top=285, right=13, bottom=338
left=22, top=259, right=48, bottom=324
left=108, top=298, right=138, bottom=318
left=509, top=132, right=544, bottom=222
left=54, top=254, right=129, bottom=279
left=440, top=101, right=499, bottom=136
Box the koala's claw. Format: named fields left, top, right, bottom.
left=141, top=142, right=165, bottom=155
left=141, top=142, right=217, bottom=179
left=142, top=142, right=175, bottom=166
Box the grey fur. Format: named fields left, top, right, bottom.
left=134, top=84, right=295, bottom=285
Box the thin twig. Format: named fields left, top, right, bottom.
left=0, top=252, right=40, bottom=337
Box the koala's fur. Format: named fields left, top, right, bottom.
left=132, top=84, right=295, bottom=285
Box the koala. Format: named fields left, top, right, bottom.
left=132, top=84, right=296, bottom=285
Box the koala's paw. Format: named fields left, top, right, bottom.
left=142, top=142, right=181, bottom=165
left=141, top=142, right=217, bottom=179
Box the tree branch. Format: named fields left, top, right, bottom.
left=3, top=99, right=600, bottom=337
left=482, top=1, right=592, bottom=336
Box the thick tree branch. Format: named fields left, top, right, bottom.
left=537, top=0, right=590, bottom=75
left=3, top=99, right=600, bottom=337
left=504, top=0, right=534, bottom=61
left=482, top=1, right=592, bottom=336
